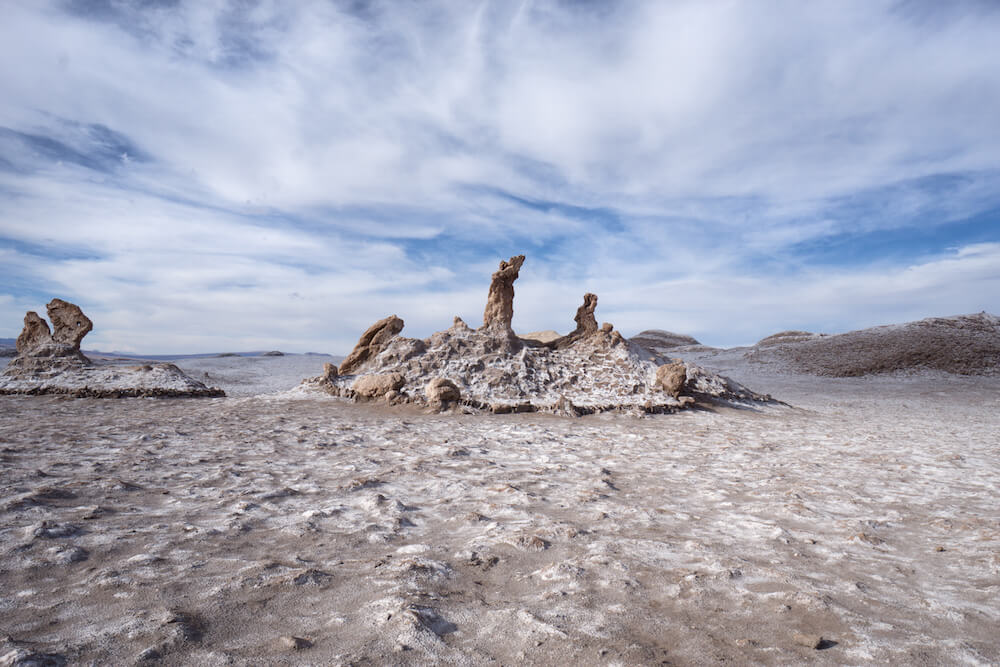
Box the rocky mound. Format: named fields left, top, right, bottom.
left=0, top=300, right=224, bottom=398
left=300, top=255, right=772, bottom=414
left=745, top=313, right=1000, bottom=376
left=630, top=330, right=702, bottom=355
left=754, top=330, right=822, bottom=347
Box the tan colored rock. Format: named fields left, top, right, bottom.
left=792, top=632, right=824, bottom=649
left=520, top=330, right=562, bottom=344
left=352, top=372, right=405, bottom=398
left=553, top=293, right=603, bottom=349
left=656, top=361, right=687, bottom=398
left=338, top=315, right=404, bottom=375
left=322, top=362, right=338, bottom=381
left=482, top=255, right=525, bottom=331
left=425, top=377, right=460, bottom=407
left=16, top=312, right=52, bottom=354
left=276, top=635, right=312, bottom=650
left=46, top=298, right=92, bottom=349
left=574, top=293, right=599, bottom=335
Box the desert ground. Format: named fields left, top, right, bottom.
left=2, top=352, right=998, bottom=665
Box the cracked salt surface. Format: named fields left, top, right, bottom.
left=0, top=356, right=998, bottom=665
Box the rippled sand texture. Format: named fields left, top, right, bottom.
left=1, top=375, right=998, bottom=665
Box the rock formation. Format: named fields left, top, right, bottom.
left=338, top=315, right=405, bottom=375
left=302, top=255, right=772, bottom=414
left=551, top=293, right=600, bottom=349
left=46, top=298, right=93, bottom=347
left=2, top=299, right=223, bottom=398
left=16, top=312, right=52, bottom=354
left=482, top=255, right=525, bottom=332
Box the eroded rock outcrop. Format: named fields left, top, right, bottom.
left=482, top=255, right=525, bottom=332
left=338, top=315, right=405, bottom=375
left=552, top=293, right=600, bottom=349
left=47, top=298, right=93, bottom=348
left=302, top=255, right=772, bottom=414
left=2, top=299, right=223, bottom=398
left=16, top=312, right=52, bottom=353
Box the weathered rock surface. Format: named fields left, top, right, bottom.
left=339, top=315, right=405, bottom=375
left=656, top=361, right=687, bottom=398
left=46, top=298, right=93, bottom=348
left=16, top=312, right=52, bottom=353
left=302, top=255, right=771, bottom=414
left=425, top=377, right=461, bottom=409
left=352, top=372, right=405, bottom=399
left=2, top=299, right=223, bottom=398
left=482, top=255, right=525, bottom=332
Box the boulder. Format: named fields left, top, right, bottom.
left=482, top=255, right=525, bottom=332
left=338, top=315, right=405, bottom=375
left=46, top=298, right=93, bottom=348
left=425, top=377, right=461, bottom=408
left=656, top=361, right=687, bottom=398
left=16, top=311, right=52, bottom=354
left=322, top=362, right=338, bottom=381
left=352, top=372, right=405, bottom=399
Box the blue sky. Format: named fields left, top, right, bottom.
left=1, top=0, right=999, bottom=353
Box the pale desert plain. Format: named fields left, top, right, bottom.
left=1, top=309, right=999, bottom=666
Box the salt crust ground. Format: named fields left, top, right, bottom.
left=1, top=356, right=998, bottom=665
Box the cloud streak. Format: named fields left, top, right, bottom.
left=1, top=0, right=999, bottom=352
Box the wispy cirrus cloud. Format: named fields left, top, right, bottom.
left=1, top=0, right=999, bottom=352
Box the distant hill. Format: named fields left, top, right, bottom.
left=745, top=313, right=1000, bottom=376
left=629, top=330, right=701, bottom=357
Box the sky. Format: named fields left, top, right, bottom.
left=1, top=0, right=999, bottom=354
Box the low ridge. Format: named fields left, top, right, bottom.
left=744, top=313, right=1000, bottom=376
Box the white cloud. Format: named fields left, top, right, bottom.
left=1, top=1, right=999, bottom=352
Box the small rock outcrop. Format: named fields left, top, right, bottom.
left=301, top=255, right=772, bottom=414
left=339, top=315, right=405, bottom=375
left=2, top=299, right=223, bottom=398
left=482, top=254, right=525, bottom=332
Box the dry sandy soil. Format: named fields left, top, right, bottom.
left=1, top=354, right=998, bottom=665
